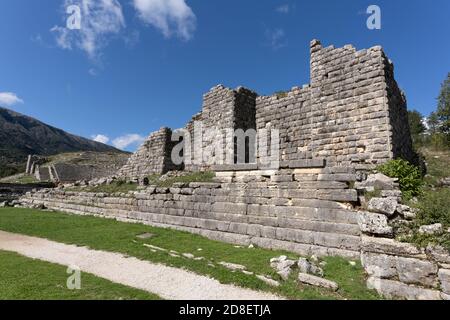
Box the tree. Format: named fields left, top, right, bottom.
left=428, top=111, right=440, bottom=134
left=437, top=73, right=450, bottom=134
left=408, top=110, right=426, bottom=136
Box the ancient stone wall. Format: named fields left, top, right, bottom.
left=361, top=236, right=449, bottom=300
left=118, top=127, right=181, bottom=179
left=182, top=85, right=258, bottom=171
left=120, top=40, right=415, bottom=176
left=21, top=166, right=362, bottom=259
left=256, top=40, right=410, bottom=169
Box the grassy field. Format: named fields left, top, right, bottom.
left=0, top=173, right=40, bottom=184
left=0, top=250, right=160, bottom=300
left=0, top=208, right=380, bottom=300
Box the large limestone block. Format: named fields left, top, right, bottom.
left=367, top=277, right=441, bottom=300
left=361, top=236, right=425, bottom=258
left=367, top=197, right=398, bottom=217
left=298, top=273, right=339, bottom=291
left=396, top=257, right=438, bottom=288
left=358, top=211, right=393, bottom=236
left=361, top=252, right=397, bottom=279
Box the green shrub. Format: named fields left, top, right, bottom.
left=377, top=159, right=423, bottom=200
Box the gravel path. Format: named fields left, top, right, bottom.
left=0, top=230, right=281, bottom=300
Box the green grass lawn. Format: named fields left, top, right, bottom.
left=0, top=250, right=160, bottom=300
left=0, top=173, right=40, bottom=184
left=0, top=208, right=380, bottom=300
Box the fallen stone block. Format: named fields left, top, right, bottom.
left=256, top=275, right=280, bottom=287
left=367, top=197, right=398, bottom=217
left=298, top=273, right=339, bottom=291
left=358, top=211, right=393, bottom=236
left=419, top=223, right=443, bottom=235
left=270, top=255, right=296, bottom=280
left=219, top=261, right=247, bottom=271
left=361, top=236, right=425, bottom=258
left=297, top=257, right=324, bottom=277
left=355, top=173, right=398, bottom=191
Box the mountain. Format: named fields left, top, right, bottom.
left=0, top=107, right=126, bottom=177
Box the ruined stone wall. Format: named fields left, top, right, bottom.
left=119, top=40, right=415, bottom=175
left=361, top=236, right=449, bottom=300
left=118, top=127, right=181, bottom=179
left=383, top=60, right=417, bottom=165
left=256, top=40, right=404, bottom=168
left=21, top=166, right=362, bottom=259
left=182, top=85, right=257, bottom=171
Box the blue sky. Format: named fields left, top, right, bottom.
left=0, top=0, right=449, bottom=151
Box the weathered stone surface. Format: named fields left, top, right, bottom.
left=419, top=224, right=443, bottom=235
left=438, top=269, right=450, bottom=294
left=355, top=173, right=398, bottom=191
left=270, top=255, right=296, bottom=280
left=358, top=211, right=393, bottom=236
left=361, top=236, right=425, bottom=258
left=256, top=275, right=280, bottom=287
left=441, top=292, right=450, bottom=300
left=297, top=258, right=324, bottom=277
left=396, top=257, right=438, bottom=288
left=367, top=277, right=441, bottom=300
left=219, top=261, right=247, bottom=271
left=426, top=245, right=450, bottom=264
left=361, top=252, right=397, bottom=279
left=381, top=190, right=403, bottom=198
left=298, top=273, right=338, bottom=291
left=289, top=159, right=325, bottom=169
left=367, top=197, right=398, bottom=216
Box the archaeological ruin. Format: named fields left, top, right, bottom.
left=17, top=40, right=449, bottom=300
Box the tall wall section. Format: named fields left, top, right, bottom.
left=256, top=39, right=415, bottom=169
left=183, top=85, right=257, bottom=171
left=118, top=127, right=181, bottom=179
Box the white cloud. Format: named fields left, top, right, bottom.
left=0, top=92, right=24, bottom=107
left=51, top=0, right=125, bottom=59
left=133, top=0, right=196, bottom=41
left=112, top=134, right=146, bottom=150
left=276, top=4, right=290, bottom=14
left=91, top=134, right=110, bottom=144
left=265, top=28, right=286, bottom=50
